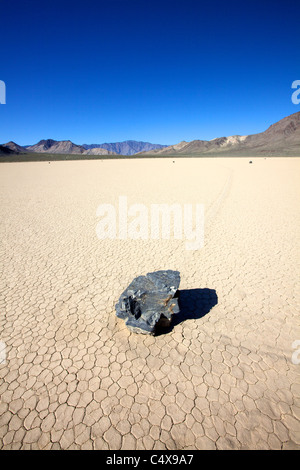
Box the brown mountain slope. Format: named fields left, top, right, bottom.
left=0, top=145, right=14, bottom=155
left=141, top=111, right=300, bottom=156
left=2, top=141, right=29, bottom=153
left=83, top=147, right=116, bottom=155
left=26, top=139, right=87, bottom=154
left=25, top=139, right=115, bottom=155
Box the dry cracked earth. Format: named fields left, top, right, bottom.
left=0, top=157, right=299, bottom=450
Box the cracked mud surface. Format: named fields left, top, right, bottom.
left=0, top=157, right=299, bottom=449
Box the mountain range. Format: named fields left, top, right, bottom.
left=82, top=141, right=168, bottom=156
left=0, top=139, right=168, bottom=156
left=140, top=111, right=300, bottom=157
left=1, top=111, right=299, bottom=157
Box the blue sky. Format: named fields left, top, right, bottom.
left=1, top=0, right=299, bottom=145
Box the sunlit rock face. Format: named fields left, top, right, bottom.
left=115, top=270, right=180, bottom=335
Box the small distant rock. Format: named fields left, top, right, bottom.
left=115, top=270, right=180, bottom=335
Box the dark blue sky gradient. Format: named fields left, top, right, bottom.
left=1, top=0, right=299, bottom=145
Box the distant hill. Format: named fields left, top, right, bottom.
left=2, top=141, right=29, bottom=153
left=26, top=139, right=87, bottom=154
left=140, top=111, right=300, bottom=156
left=0, top=145, right=14, bottom=155
left=83, top=147, right=116, bottom=155
left=21, top=139, right=113, bottom=155
left=82, top=140, right=169, bottom=156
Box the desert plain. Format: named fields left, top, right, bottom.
left=0, top=156, right=299, bottom=449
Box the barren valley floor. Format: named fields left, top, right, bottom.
left=0, top=157, right=299, bottom=449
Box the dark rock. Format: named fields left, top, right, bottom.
left=115, top=270, right=180, bottom=335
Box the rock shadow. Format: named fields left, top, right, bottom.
left=155, top=288, right=218, bottom=336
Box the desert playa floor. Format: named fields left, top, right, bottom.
left=0, top=157, right=300, bottom=450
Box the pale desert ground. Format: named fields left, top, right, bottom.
left=0, top=156, right=299, bottom=450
